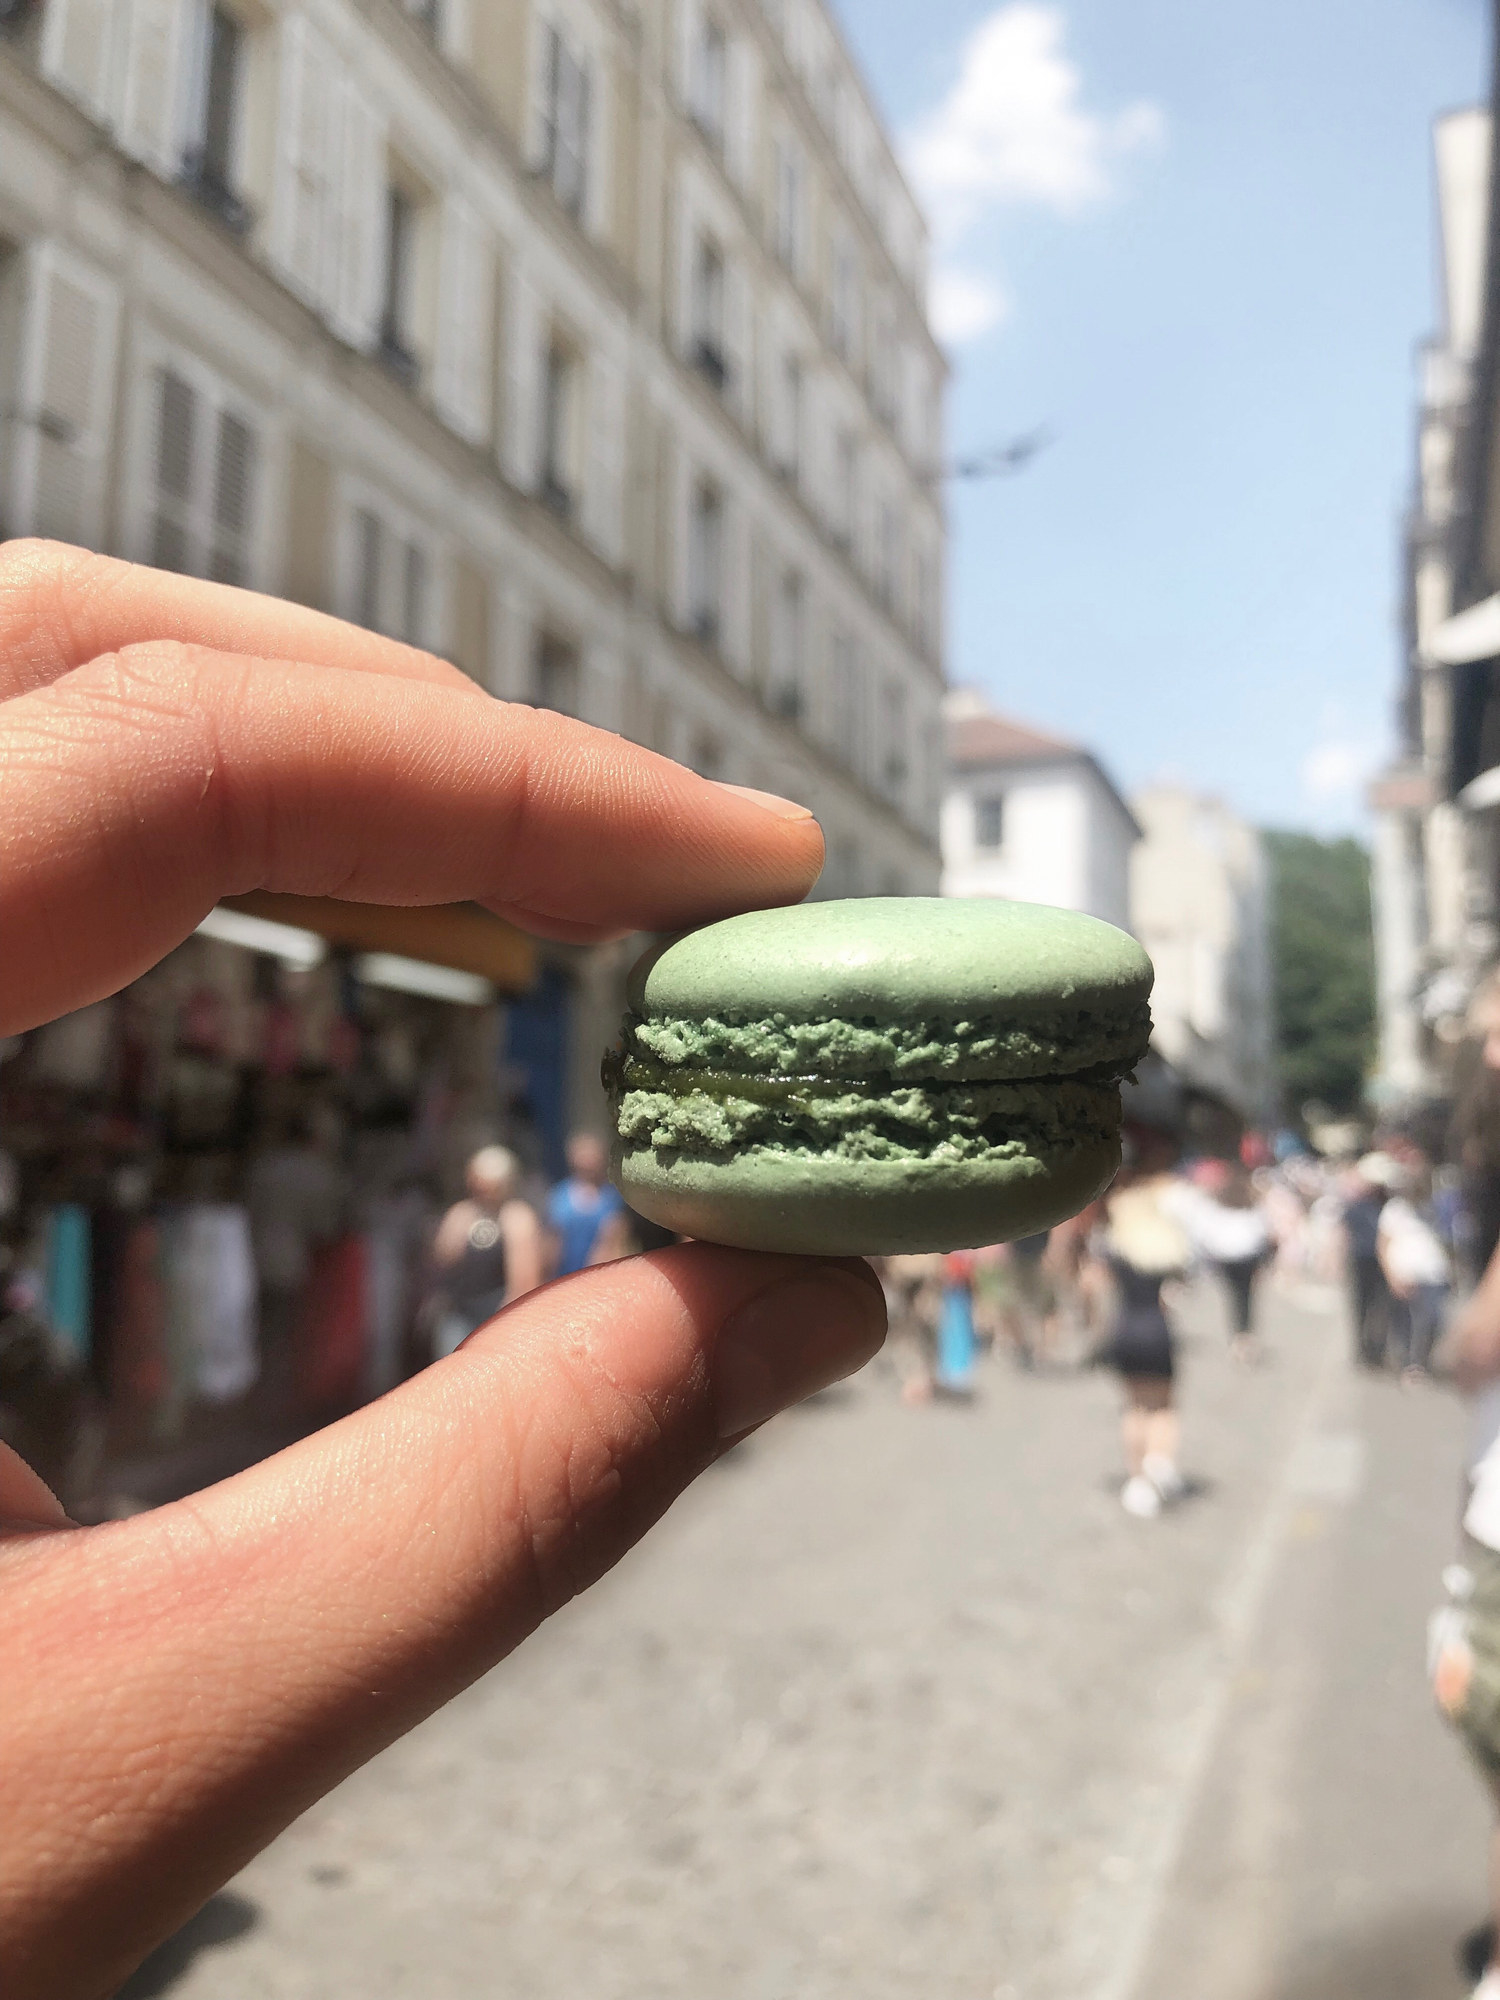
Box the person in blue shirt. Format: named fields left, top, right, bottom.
left=547, top=1132, right=626, bottom=1275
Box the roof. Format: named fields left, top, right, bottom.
left=946, top=713, right=1081, bottom=768
left=945, top=703, right=1141, bottom=840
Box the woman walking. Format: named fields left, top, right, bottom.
left=1099, top=1147, right=1192, bottom=1519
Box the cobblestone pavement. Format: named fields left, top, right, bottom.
left=121, top=1276, right=1482, bottom=2000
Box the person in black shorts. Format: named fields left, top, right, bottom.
left=1099, top=1143, right=1191, bottom=1519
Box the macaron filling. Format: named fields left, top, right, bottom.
left=605, top=1004, right=1151, bottom=1168
left=626, top=1001, right=1152, bottom=1084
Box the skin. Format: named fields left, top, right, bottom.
left=0, top=542, right=887, bottom=2000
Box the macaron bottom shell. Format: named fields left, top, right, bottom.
left=613, top=1130, right=1121, bottom=1257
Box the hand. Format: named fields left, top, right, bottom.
left=0, top=544, right=887, bottom=2000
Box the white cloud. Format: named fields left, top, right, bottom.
left=928, top=268, right=1010, bottom=345
left=904, top=5, right=1164, bottom=346
left=1299, top=735, right=1379, bottom=813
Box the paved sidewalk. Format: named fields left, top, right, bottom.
left=120, top=1276, right=1480, bottom=2000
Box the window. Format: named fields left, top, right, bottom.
left=534, top=631, right=582, bottom=715
left=975, top=794, right=1005, bottom=850
left=692, top=233, right=727, bottom=390
left=350, top=502, right=431, bottom=645
left=770, top=569, right=803, bottom=718
left=774, top=138, right=803, bottom=272
left=541, top=339, right=578, bottom=517
left=689, top=729, right=724, bottom=779
left=406, top=0, right=442, bottom=36
left=149, top=364, right=258, bottom=585
left=833, top=427, right=856, bottom=547
left=690, top=11, right=727, bottom=151
left=875, top=497, right=901, bottom=613
left=541, top=23, right=591, bottom=221
left=182, top=3, right=249, bottom=230
left=379, top=184, right=420, bottom=385
left=830, top=236, right=858, bottom=361
left=830, top=630, right=861, bottom=770
left=881, top=678, right=908, bottom=799
left=688, top=478, right=723, bottom=644
left=870, top=303, right=897, bottom=426
left=779, top=352, right=802, bottom=480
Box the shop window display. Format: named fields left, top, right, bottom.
left=0, top=929, right=513, bottom=1516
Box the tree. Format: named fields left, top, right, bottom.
left=1263, top=831, right=1375, bottom=1119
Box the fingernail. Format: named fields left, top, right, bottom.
left=713, top=1265, right=887, bottom=1439
left=711, top=781, right=817, bottom=823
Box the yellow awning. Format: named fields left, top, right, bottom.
left=219, top=893, right=537, bottom=994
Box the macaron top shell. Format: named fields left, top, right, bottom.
left=627, top=897, right=1152, bottom=1023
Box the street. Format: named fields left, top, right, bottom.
left=121, top=1276, right=1487, bottom=2000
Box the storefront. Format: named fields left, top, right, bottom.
left=0, top=894, right=540, bottom=1510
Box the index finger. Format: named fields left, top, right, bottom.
left=0, top=540, right=482, bottom=702
left=0, top=640, right=822, bottom=1032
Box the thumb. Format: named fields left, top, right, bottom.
left=0, top=1247, right=885, bottom=2000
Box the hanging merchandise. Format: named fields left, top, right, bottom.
left=32, top=1001, right=116, bottom=1091
left=163, top=1204, right=259, bottom=1405
left=44, top=1204, right=92, bottom=1363
left=295, top=1234, right=368, bottom=1414
left=103, top=1219, right=168, bottom=1414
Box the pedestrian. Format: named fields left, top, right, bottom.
left=1171, top=1159, right=1272, bottom=1364
left=1342, top=1154, right=1401, bottom=1369
left=429, top=1147, right=544, bottom=1358
left=936, top=1248, right=978, bottom=1395
left=546, top=1131, right=625, bottom=1277
left=1098, top=1141, right=1191, bottom=1519
left=1378, top=1161, right=1452, bottom=1383
left=881, top=1252, right=943, bottom=1404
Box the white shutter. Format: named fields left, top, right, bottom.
left=118, top=0, right=189, bottom=174
left=584, top=349, right=623, bottom=562
left=10, top=243, right=120, bottom=549
left=272, top=13, right=337, bottom=309
left=675, top=0, right=695, bottom=106
left=40, top=0, right=121, bottom=123
left=725, top=38, right=757, bottom=189
left=503, top=268, right=542, bottom=488
left=330, top=79, right=385, bottom=347
left=434, top=193, right=492, bottom=443
left=724, top=257, right=752, bottom=428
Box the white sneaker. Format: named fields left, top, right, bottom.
left=1121, top=1475, right=1161, bottom=1519
left=1143, top=1453, right=1186, bottom=1504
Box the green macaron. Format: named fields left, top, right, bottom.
left=602, top=897, right=1154, bottom=1255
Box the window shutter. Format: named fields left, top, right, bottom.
left=434, top=193, right=492, bottom=443
left=584, top=349, right=623, bottom=563
left=11, top=244, right=120, bottom=549
left=724, top=258, right=752, bottom=428
left=273, top=13, right=337, bottom=309
left=119, top=0, right=190, bottom=175
left=209, top=409, right=257, bottom=584
left=39, top=0, right=121, bottom=123
left=150, top=367, right=197, bottom=572
left=503, top=269, right=542, bottom=488
left=330, top=80, right=386, bottom=347
left=724, top=38, right=756, bottom=188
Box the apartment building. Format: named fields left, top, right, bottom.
left=940, top=690, right=1138, bottom=930
left=0, top=0, right=945, bottom=1146
left=0, top=0, right=944, bottom=873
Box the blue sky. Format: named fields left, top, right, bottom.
left=835, top=0, right=1489, bottom=832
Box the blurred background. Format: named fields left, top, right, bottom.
left=6, top=0, right=1500, bottom=1994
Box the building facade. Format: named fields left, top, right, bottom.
left=1369, top=103, right=1491, bottom=1110
left=0, top=0, right=946, bottom=932
left=1128, top=786, right=1275, bottom=1130
left=940, top=691, right=1138, bottom=930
